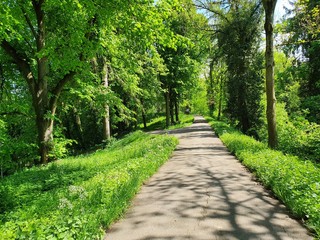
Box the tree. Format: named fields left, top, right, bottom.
left=263, top=0, right=278, bottom=148
left=0, top=1, right=116, bottom=163
left=213, top=0, right=264, bottom=135
left=283, top=0, right=320, bottom=123
left=0, top=1, right=170, bottom=163
left=158, top=0, right=210, bottom=126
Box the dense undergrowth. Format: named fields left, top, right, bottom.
left=0, top=131, right=178, bottom=239
left=140, top=113, right=194, bottom=131
left=258, top=102, right=320, bottom=163
left=206, top=117, right=320, bottom=238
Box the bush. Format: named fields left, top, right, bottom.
left=258, top=102, right=320, bottom=163
left=0, top=131, right=178, bottom=239
left=207, top=117, right=320, bottom=238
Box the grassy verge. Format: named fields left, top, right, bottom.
left=206, top=117, right=320, bottom=238
left=0, top=131, right=178, bottom=239
left=141, top=113, right=194, bottom=131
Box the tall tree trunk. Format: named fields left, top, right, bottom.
left=169, top=87, right=175, bottom=125
left=165, top=90, right=170, bottom=128
left=34, top=0, right=51, bottom=164
left=239, top=83, right=250, bottom=133
left=208, top=58, right=215, bottom=116
left=263, top=0, right=278, bottom=149
left=142, top=111, right=147, bottom=129
left=174, top=99, right=179, bottom=123
left=218, top=75, right=223, bottom=120
left=73, top=107, right=84, bottom=147
left=140, top=99, right=147, bottom=129
left=102, top=63, right=111, bottom=141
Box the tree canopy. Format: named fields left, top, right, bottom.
left=0, top=0, right=319, bottom=175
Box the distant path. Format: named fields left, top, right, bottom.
left=105, top=116, right=312, bottom=240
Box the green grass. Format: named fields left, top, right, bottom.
left=141, top=113, right=194, bottom=131
left=0, top=131, right=178, bottom=239
left=206, top=117, right=320, bottom=239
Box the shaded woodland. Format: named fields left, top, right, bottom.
left=1, top=0, right=319, bottom=172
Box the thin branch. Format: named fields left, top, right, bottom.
left=194, top=2, right=230, bottom=23
left=0, top=111, right=28, bottom=117
left=249, top=0, right=263, bottom=19
left=49, top=71, right=76, bottom=113
left=20, top=6, right=37, bottom=40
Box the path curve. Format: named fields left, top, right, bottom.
left=105, top=116, right=312, bottom=240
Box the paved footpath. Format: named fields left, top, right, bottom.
left=105, top=116, right=313, bottom=240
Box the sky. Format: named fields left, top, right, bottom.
left=275, top=0, right=294, bottom=22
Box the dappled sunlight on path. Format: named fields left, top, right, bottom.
left=105, top=116, right=312, bottom=240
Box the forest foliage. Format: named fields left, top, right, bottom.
left=0, top=0, right=209, bottom=175
left=2, top=0, right=317, bottom=173
left=0, top=0, right=319, bottom=238
left=199, top=0, right=320, bottom=163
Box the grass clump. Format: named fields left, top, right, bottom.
left=0, top=131, right=178, bottom=239
left=206, top=117, right=320, bottom=238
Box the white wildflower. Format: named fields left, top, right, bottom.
left=58, top=198, right=73, bottom=209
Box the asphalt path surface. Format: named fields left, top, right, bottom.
left=105, top=116, right=312, bottom=240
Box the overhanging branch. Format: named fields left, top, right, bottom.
left=0, top=40, right=35, bottom=94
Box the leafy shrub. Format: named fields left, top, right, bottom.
left=258, top=102, right=320, bottom=163
left=0, top=120, right=11, bottom=178
left=302, top=95, right=320, bottom=123
left=0, top=131, right=178, bottom=239
left=207, top=117, right=320, bottom=238
left=50, top=127, right=76, bottom=160
left=0, top=116, right=39, bottom=176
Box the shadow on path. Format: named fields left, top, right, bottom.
left=105, top=116, right=312, bottom=240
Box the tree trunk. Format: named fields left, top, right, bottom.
left=36, top=117, right=53, bottom=164
left=208, top=59, right=215, bottom=116
left=140, top=99, right=147, bottom=129
left=239, top=83, right=250, bottom=133
left=174, top=99, right=179, bottom=123
left=102, top=63, right=111, bottom=141
left=73, top=107, right=84, bottom=147
left=165, top=90, right=170, bottom=128
left=142, top=111, right=147, bottom=129
left=1, top=1, right=76, bottom=164
left=34, top=0, right=51, bottom=164
left=169, top=87, right=175, bottom=125
left=170, top=101, right=175, bottom=125
left=218, top=75, right=223, bottom=120
left=263, top=0, right=278, bottom=149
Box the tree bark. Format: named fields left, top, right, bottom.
left=174, top=99, right=179, bottom=123
left=140, top=99, right=147, bottom=129
left=142, top=111, right=147, bottom=129
left=208, top=58, right=215, bottom=116
left=218, top=75, right=223, bottom=120
left=169, top=87, right=175, bottom=125
left=102, top=63, right=111, bottom=141
left=165, top=89, right=170, bottom=128
left=263, top=0, right=278, bottom=149
left=36, top=118, right=53, bottom=164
